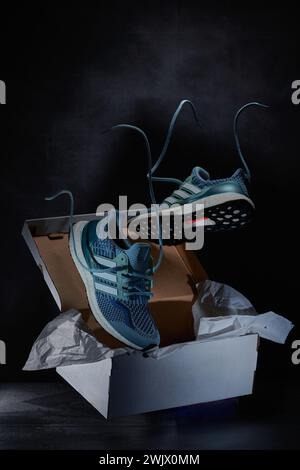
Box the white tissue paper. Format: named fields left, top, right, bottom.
left=23, top=309, right=129, bottom=370
left=193, top=280, right=294, bottom=344
left=23, top=309, right=180, bottom=370
left=23, top=280, right=294, bottom=370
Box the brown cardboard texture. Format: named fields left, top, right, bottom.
left=33, top=231, right=207, bottom=348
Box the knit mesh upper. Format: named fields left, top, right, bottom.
left=96, top=292, right=157, bottom=339
left=88, top=225, right=157, bottom=341
left=191, top=167, right=249, bottom=197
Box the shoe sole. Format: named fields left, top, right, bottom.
left=69, top=221, right=143, bottom=349
left=130, top=193, right=254, bottom=245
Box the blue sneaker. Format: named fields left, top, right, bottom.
left=131, top=100, right=268, bottom=244
left=69, top=217, right=159, bottom=350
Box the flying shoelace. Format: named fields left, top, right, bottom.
left=45, top=126, right=163, bottom=301
left=149, top=99, right=269, bottom=186
left=233, top=102, right=269, bottom=182
left=111, top=124, right=163, bottom=272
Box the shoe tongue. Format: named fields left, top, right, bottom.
left=126, top=243, right=151, bottom=272
left=193, top=166, right=210, bottom=182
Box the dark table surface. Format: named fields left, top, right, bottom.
left=0, top=379, right=300, bottom=450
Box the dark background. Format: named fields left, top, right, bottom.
left=0, top=1, right=299, bottom=450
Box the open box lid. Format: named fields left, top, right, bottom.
left=22, top=214, right=208, bottom=348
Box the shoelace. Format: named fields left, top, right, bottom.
left=233, top=102, right=269, bottom=182
left=45, top=126, right=163, bottom=302
left=150, top=100, right=201, bottom=186
left=45, top=190, right=153, bottom=301
left=111, top=124, right=163, bottom=272
left=149, top=99, right=269, bottom=186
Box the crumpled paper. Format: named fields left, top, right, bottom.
left=23, top=310, right=128, bottom=370
left=192, top=280, right=294, bottom=344
left=23, top=309, right=183, bottom=370
left=23, top=281, right=294, bottom=370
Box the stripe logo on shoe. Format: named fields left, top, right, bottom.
left=173, top=189, right=191, bottom=199
left=181, top=182, right=201, bottom=194
left=96, top=272, right=117, bottom=282
left=164, top=183, right=201, bottom=206
left=94, top=255, right=116, bottom=267
left=93, top=255, right=118, bottom=296
left=94, top=281, right=118, bottom=296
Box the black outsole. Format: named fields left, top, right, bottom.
left=204, top=199, right=254, bottom=232
left=132, top=199, right=254, bottom=246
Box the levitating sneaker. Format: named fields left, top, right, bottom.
left=46, top=191, right=161, bottom=350
left=70, top=218, right=159, bottom=350
left=130, top=100, right=268, bottom=244
left=160, top=165, right=253, bottom=232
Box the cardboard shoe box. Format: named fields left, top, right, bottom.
left=22, top=214, right=258, bottom=418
